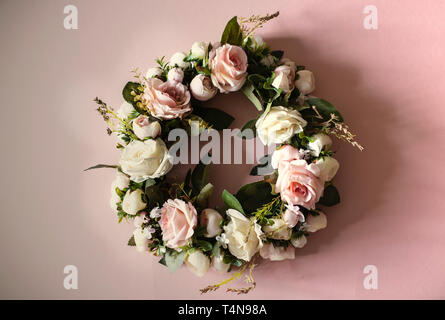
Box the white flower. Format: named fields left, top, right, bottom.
left=149, top=206, right=162, bottom=219
left=119, top=139, right=173, bottom=182
left=117, top=102, right=135, bottom=120
left=132, top=115, right=161, bottom=140
left=256, top=106, right=307, bottom=146
left=315, top=157, right=340, bottom=182
left=307, top=133, right=332, bottom=157
left=223, top=209, right=263, bottom=262
left=133, top=212, right=149, bottom=228
left=190, top=74, right=217, bottom=101
left=216, top=233, right=229, bottom=249
left=262, top=218, right=292, bottom=240
left=281, top=58, right=297, bottom=70
left=133, top=227, right=152, bottom=252
left=167, top=68, right=184, bottom=83
left=109, top=172, right=129, bottom=212
left=248, top=35, right=264, bottom=49
left=190, top=41, right=208, bottom=60
left=122, top=189, right=146, bottom=215
left=260, top=54, right=275, bottom=67
left=272, top=65, right=295, bottom=93
left=295, top=70, right=315, bottom=95
left=259, top=243, right=295, bottom=261
left=291, top=235, right=307, bottom=248
left=212, top=255, right=230, bottom=273
left=305, top=212, right=327, bottom=233
left=282, top=204, right=305, bottom=228
left=146, top=67, right=162, bottom=79
left=200, top=209, right=223, bottom=238
left=185, top=250, right=210, bottom=277
left=169, top=52, right=190, bottom=69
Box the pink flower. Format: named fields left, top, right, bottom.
left=272, top=65, right=295, bottom=93
left=159, top=199, right=198, bottom=249
left=282, top=204, right=305, bottom=228
left=209, top=44, right=248, bottom=93
left=142, top=78, right=192, bottom=120
left=272, top=145, right=324, bottom=210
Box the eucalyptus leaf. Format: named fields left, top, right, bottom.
left=222, top=189, right=245, bottom=214
left=164, top=250, right=187, bottom=273
left=194, top=240, right=213, bottom=252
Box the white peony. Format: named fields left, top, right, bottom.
left=117, top=102, right=135, bottom=120
left=132, top=115, right=161, bottom=140
left=255, top=106, right=307, bottom=146
left=190, top=41, right=208, bottom=60
left=119, top=139, right=173, bottom=182
left=122, top=189, right=146, bottom=216
left=223, top=209, right=263, bottom=262
left=291, top=235, right=307, bottom=248
left=262, top=218, right=292, bottom=240
left=295, top=70, right=315, bottom=95
left=185, top=250, right=210, bottom=277
left=305, top=212, right=327, bottom=233
left=315, top=157, right=340, bottom=182
left=169, top=52, right=190, bottom=69
left=146, top=67, right=162, bottom=79
left=307, top=133, right=332, bottom=157
left=200, top=209, right=223, bottom=238
left=189, top=74, right=218, bottom=101
left=259, top=243, right=295, bottom=261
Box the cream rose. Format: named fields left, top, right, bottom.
left=200, top=208, right=223, bottom=238
left=315, top=157, right=340, bottom=182
left=262, top=218, right=292, bottom=240
left=272, top=65, right=295, bottom=93
left=259, top=243, right=295, bottom=261
left=159, top=199, right=198, bottom=249
left=122, top=189, right=146, bottom=215
left=256, top=106, right=307, bottom=146
left=132, top=115, right=161, bottom=140
left=307, top=133, right=332, bottom=157
left=223, top=209, right=263, bottom=262
left=169, top=52, right=190, bottom=69
left=295, top=70, right=315, bottom=95
left=212, top=255, right=230, bottom=273
left=209, top=44, right=248, bottom=93
left=109, top=172, right=130, bottom=212
left=305, top=212, right=327, bottom=232
left=190, top=41, right=208, bottom=60
left=119, top=139, right=173, bottom=182
left=190, top=74, right=218, bottom=101
left=142, top=78, right=192, bottom=120
left=185, top=250, right=210, bottom=277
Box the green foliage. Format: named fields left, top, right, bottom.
left=127, top=235, right=136, bottom=246
left=194, top=239, right=213, bottom=252
left=196, top=183, right=214, bottom=208
left=164, top=249, right=187, bottom=273
left=241, top=83, right=263, bottom=111
left=83, top=164, right=118, bottom=171
left=222, top=252, right=243, bottom=267
left=222, top=189, right=245, bottom=214
left=306, top=97, right=344, bottom=122
left=191, top=161, right=210, bottom=192
left=192, top=105, right=234, bottom=130
left=145, top=182, right=167, bottom=210
left=319, top=184, right=340, bottom=206
left=221, top=16, right=243, bottom=45
left=250, top=154, right=273, bottom=176
left=235, top=181, right=275, bottom=214
left=239, top=118, right=257, bottom=139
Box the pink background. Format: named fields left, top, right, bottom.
left=1, top=0, right=445, bottom=299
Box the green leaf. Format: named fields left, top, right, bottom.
left=145, top=178, right=156, bottom=188
left=145, top=183, right=167, bottom=210
left=220, top=16, right=243, bottom=45
left=194, top=240, right=213, bottom=252
left=270, top=50, right=284, bottom=60
left=192, top=105, right=234, bottom=130
left=127, top=235, right=136, bottom=246
left=122, top=82, right=140, bottom=105
left=241, top=83, right=263, bottom=111
left=83, top=164, right=118, bottom=171
left=307, top=97, right=344, bottom=122
left=235, top=181, right=275, bottom=214
left=238, top=118, right=257, bottom=139
left=196, top=183, right=214, bottom=208
left=191, top=162, right=210, bottom=192
left=164, top=250, right=187, bottom=273
left=222, top=189, right=245, bottom=214
left=319, top=184, right=340, bottom=206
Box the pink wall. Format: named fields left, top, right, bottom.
left=1, top=0, right=445, bottom=299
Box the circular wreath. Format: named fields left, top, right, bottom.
left=89, top=12, right=362, bottom=294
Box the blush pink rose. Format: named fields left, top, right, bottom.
left=159, top=199, right=198, bottom=249
left=142, top=78, right=192, bottom=120
left=209, top=44, right=248, bottom=93
left=273, top=145, right=324, bottom=210
left=272, top=65, right=295, bottom=93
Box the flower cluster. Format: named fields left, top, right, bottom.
left=90, top=12, right=361, bottom=294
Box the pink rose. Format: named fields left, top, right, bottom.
left=282, top=204, right=305, bottom=228
left=272, top=145, right=324, bottom=210
left=209, top=44, right=248, bottom=93
left=142, top=78, right=192, bottom=120
left=271, top=65, right=295, bottom=93
left=159, top=199, right=198, bottom=249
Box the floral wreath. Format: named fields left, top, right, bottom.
left=89, top=12, right=363, bottom=294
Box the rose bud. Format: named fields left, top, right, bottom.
left=132, top=115, right=161, bottom=140
left=185, top=250, right=210, bottom=277
left=295, top=70, right=315, bottom=95
left=190, top=74, right=218, bottom=101
left=190, top=41, right=208, bottom=60
left=200, top=208, right=223, bottom=238
left=305, top=212, right=327, bottom=233
left=145, top=67, right=162, bottom=79
left=167, top=67, right=184, bottom=83
left=122, top=189, right=146, bottom=216
left=169, top=52, right=190, bottom=69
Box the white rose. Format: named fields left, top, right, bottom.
left=119, top=139, right=173, bottom=182
left=260, top=54, right=275, bottom=67
left=223, top=209, right=263, bottom=262
left=315, top=157, right=340, bottom=182
left=122, top=189, right=146, bottom=215
left=200, top=209, right=223, bottom=238
left=190, top=74, right=218, bottom=101
left=185, top=250, right=210, bottom=277
left=212, top=255, right=230, bottom=273
left=291, top=235, right=307, bottom=248
left=109, top=172, right=129, bottom=212
left=167, top=67, right=184, bottom=83
left=190, top=41, right=208, bottom=60
left=132, top=115, right=161, bottom=140
left=259, top=243, right=295, bottom=261
left=262, top=218, right=292, bottom=240
left=307, top=133, right=332, bottom=157
left=295, top=70, right=315, bottom=95
left=146, top=67, right=162, bottom=78
left=117, top=102, right=135, bottom=120
left=256, top=106, right=307, bottom=146
left=133, top=227, right=151, bottom=252
left=305, top=212, right=327, bottom=232
left=169, top=52, right=190, bottom=69
left=272, top=65, right=295, bottom=93
left=281, top=58, right=297, bottom=70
